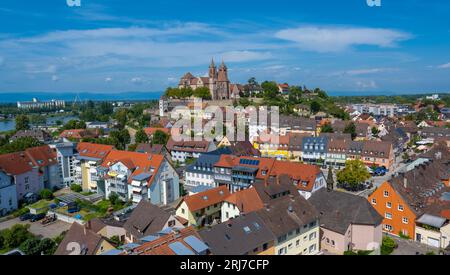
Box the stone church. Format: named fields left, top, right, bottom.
left=178, top=59, right=231, bottom=100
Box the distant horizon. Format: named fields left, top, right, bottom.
left=0, top=90, right=448, bottom=103
left=1, top=1, right=450, bottom=93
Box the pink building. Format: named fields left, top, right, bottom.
left=309, top=189, right=383, bottom=254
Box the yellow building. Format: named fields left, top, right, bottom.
left=75, top=143, right=114, bottom=192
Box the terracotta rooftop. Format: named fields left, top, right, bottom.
left=182, top=185, right=230, bottom=212
left=224, top=187, right=264, bottom=213
left=129, top=227, right=207, bottom=255
left=77, top=142, right=114, bottom=160
left=100, top=150, right=164, bottom=187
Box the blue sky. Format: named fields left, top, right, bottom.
left=0, top=0, right=449, bottom=95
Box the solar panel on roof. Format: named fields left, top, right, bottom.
left=168, top=242, right=195, bottom=255
left=183, top=236, right=209, bottom=255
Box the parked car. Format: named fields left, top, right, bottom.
left=30, top=213, right=46, bottom=222
left=41, top=214, right=57, bottom=225
left=19, top=213, right=34, bottom=221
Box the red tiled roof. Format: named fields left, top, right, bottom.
left=224, top=187, right=264, bottom=213
left=166, top=138, right=211, bottom=153
left=100, top=150, right=164, bottom=187
left=144, top=127, right=170, bottom=136
left=25, top=145, right=58, bottom=167
left=0, top=152, right=34, bottom=175
left=129, top=227, right=204, bottom=255
left=182, top=186, right=230, bottom=212
left=77, top=142, right=114, bottom=160
left=270, top=161, right=320, bottom=192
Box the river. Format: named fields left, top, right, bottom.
left=0, top=115, right=79, bottom=132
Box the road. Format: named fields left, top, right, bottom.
left=0, top=218, right=71, bottom=239
left=391, top=235, right=440, bottom=255
left=322, top=155, right=409, bottom=198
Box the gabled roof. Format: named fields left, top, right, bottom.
left=55, top=223, right=109, bottom=255
left=77, top=142, right=114, bottom=160
left=0, top=151, right=34, bottom=175
left=388, top=159, right=450, bottom=217
left=182, top=186, right=230, bottom=212
left=123, top=200, right=172, bottom=240
left=166, top=138, right=212, bottom=153
left=25, top=145, right=58, bottom=167
left=309, top=189, right=383, bottom=235
left=224, top=187, right=264, bottom=213
left=256, top=195, right=319, bottom=237
left=100, top=150, right=164, bottom=187
left=199, top=212, right=274, bottom=255
left=128, top=227, right=206, bottom=255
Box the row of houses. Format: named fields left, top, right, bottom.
left=55, top=176, right=383, bottom=255
left=0, top=145, right=62, bottom=216
left=254, top=133, right=395, bottom=169
left=185, top=152, right=326, bottom=195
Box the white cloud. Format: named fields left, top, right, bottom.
left=131, top=77, right=143, bottom=85
left=275, top=26, right=412, bottom=52
left=356, top=80, right=377, bottom=89
left=26, top=64, right=57, bottom=74
left=51, top=75, right=59, bottom=82
left=105, top=77, right=113, bottom=82
left=437, top=62, right=450, bottom=69
left=344, top=68, right=397, bottom=76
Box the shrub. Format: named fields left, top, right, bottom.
left=70, top=184, right=82, bottom=193
left=381, top=236, right=396, bottom=255
left=39, top=189, right=54, bottom=200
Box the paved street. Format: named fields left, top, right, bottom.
left=391, top=235, right=440, bottom=255
left=0, top=218, right=71, bottom=239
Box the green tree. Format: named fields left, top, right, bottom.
left=1, top=224, right=34, bottom=250
left=114, top=109, right=129, bottom=129
left=15, top=114, right=30, bottom=131
left=62, top=120, right=86, bottom=130
left=70, top=184, right=82, bottom=193
left=310, top=101, right=321, bottom=114
left=135, top=129, right=149, bottom=144
left=0, top=137, right=42, bottom=154
left=152, top=130, right=169, bottom=145
left=321, top=123, right=334, bottom=133
left=337, top=160, right=371, bottom=191
left=261, top=81, right=279, bottom=99
left=381, top=236, right=396, bottom=255
left=39, top=189, right=54, bottom=200
left=193, top=87, right=212, bottom=100
left=238, top=98, right=251, bottom=108
left=371, top=127, right=380, bottom=137
left=19, top=238, right=42, bottom=255
left=110, top=129, right=131, bottom=150
left=344, top=122, right=357, bottom=140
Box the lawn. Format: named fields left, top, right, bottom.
left=54, top=199, right=130, bottom=222
left=28, top=200, right=54, bottom=213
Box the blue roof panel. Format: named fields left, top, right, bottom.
left=168, top=242, right=195, bottom=255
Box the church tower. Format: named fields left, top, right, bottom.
left=209, top=58, right=217, bottom=79
left=216, top=60, right=230, bottom=100
left=208, top=58, right=217, bottom=99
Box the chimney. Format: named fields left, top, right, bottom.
left=404, top=177, right=408, bottom=189
left=288, top=204, right=294, bottom=213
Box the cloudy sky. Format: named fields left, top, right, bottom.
left=0, top=0, right=449, bottom=95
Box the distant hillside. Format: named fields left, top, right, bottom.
left=0, top=92, right=163, bottom=103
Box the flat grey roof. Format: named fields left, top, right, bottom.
left=417, top=214, right=446, bottom=228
